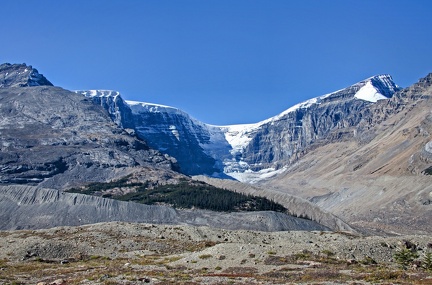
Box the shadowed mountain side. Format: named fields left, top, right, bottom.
left=193, top=175, right=353, bottom=233
left=0, top=185, right=329, bottom=232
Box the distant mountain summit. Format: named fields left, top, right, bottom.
left=77, top=74, right=401, bottom=180
left=0, top=63, right=53, bottom=88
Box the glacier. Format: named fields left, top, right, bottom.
left=75, top=74, right=401, bottom=183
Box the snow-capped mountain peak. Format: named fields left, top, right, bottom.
left=354, top=74, right=400, bottom=102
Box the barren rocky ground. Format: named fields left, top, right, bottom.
left=0, top=222, right=431, bottom=284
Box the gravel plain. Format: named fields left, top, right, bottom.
left=0, top=222, right=431, bottom=284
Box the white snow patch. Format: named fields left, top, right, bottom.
left=169, top=125, right=180, bottom=140
left=219, top=123, right=261, bottom=156
left=226, top=167, right=287, bottom=184
left=424, top=141, right=432, bottom=154
left=354, top=81, right=388, bottom=102
left=75, top=90, right=121, bottom=98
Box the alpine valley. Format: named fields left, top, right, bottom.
left=1, top=62, right=432, bottom=236
left=76, top=70, right=432, bottom=235
left=2, top=62, right=432, bottom=284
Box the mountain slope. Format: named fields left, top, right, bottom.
left=264, top=73, right=432, bottom=234
left=0, top=63, right=335, bottom=232
left=77, top=73, right=432, bottom=234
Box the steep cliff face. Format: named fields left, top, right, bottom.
left=76, top=90, right=136, bottom=129
left=126, top=101, right=223, bottom=175
left=78, top=90, right=224, bottom=175
left=77, top=75, right=400, bottom=180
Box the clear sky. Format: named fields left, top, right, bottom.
left=1, top=0, right=431, bottom=125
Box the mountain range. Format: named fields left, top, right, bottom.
left=1, top=62, right=431, bottom=235
left=76, top=74, right=400, bottom=182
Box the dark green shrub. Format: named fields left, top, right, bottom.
left=393, top=248, right=419, bottom=269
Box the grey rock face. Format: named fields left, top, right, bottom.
left=126, top=103, right=220, bottom=175
left=0, top=63, right=53, bottom=88
left=0, top=86, right=179, bottom=189
left=0, top=185, right=329, bottom=231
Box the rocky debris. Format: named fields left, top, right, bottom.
left=0, top=222, right=428, bottom=264
left=0, top=185, right=329, bottom=232
left=0, top=222, right=431, bottom=284
left=37, top=280, right=66, bottom=285
left=0, top=63, right=53, bottom=87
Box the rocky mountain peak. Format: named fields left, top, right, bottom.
left=0, top=63, right=53, bottom=88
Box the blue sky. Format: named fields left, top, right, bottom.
left=1, top=1, right=431, bottom=125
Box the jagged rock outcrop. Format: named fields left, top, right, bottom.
left=0, top=185, right=329, bottom=231
left=0, top=63, right=53, bottom=87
